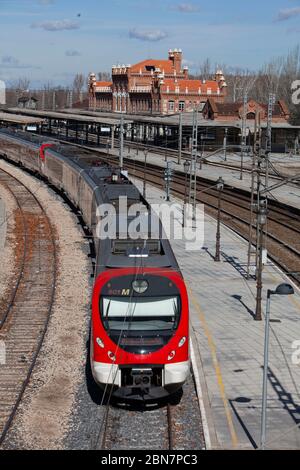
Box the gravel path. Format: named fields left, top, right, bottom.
left=0, top=184, right=16, bottom=311
left=0, top=160, right=92, bottom=450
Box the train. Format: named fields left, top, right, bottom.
left=0, top=129, right=190, bottom=400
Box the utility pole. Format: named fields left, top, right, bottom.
left=52, top=90, right=56, bottom=111
left=223, top=128, right=228, bottom=162
left=247, top=111, right=261, bottom=279
left=42, top=90, right=45, bottom=111
left=143, top=149, right=148, bottom=199
left=255, top=199, right=268, bottom=321
left=178, top=112, right=183, bottom=165
left=164, top=161, right=173, bottom=202
left=240, top=92, right=248, bottom=180
left=69, top=90, right=73, bottom=109
left=189, top=108, right=198, bottom=221
left=119, top=115, right=124, bottom=171
left=265, top=93, right=276, bottom=189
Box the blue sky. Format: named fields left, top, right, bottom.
left=1, top=0, right=300, bottom=87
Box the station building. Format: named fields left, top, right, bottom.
left=88, top=49, right=228, bottom=115
left=203, top=98, right=290, bottom=124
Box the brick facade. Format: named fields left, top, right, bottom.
left=89, top=49, right=227, bottom=115
left=203, top=98, right=290, bottom=123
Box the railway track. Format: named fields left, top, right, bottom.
left=45, top=128, right=300, bottom=185
left=55, top=144, right=300, bottom=286
left=94, top=374, right=205, bottom=451
left=127, top=159, right=300, bottom=285
left=0, top=167, right=57, bottom=446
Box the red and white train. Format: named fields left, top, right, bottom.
left=0, top=129, right=189, bottom=400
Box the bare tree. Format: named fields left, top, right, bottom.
left=197, top=58, right=212, bottom=81
left=15, top=77, right=31, bottom=93
left=73, top=73, right=86, bottom=102
left=98, top=71, right=111, bottom=82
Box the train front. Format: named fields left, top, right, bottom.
left=91, top=267, right=189, bottom=400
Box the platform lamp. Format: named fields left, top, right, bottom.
left=182, top=160, right=190, bottom=228
left=255, top=200, right=268, bottom=321
left=260, top=283, right=294, bottom=450
left=215, top=177, right=224, bottom=262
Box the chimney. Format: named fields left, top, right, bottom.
left=168, top=48, right=182, bottom=74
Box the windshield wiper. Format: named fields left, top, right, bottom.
left=104, top=300, right=111, bottom=319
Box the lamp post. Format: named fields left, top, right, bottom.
left=215, top=177, right=224, bottom=262
left=255, top=200, right=268, bottom=321
left=183, top=160, right=190, bottom=228
left=260, top=283, right=295, bottom=450
left=143, top=149, right=148, bottom=199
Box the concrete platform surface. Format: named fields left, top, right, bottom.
left=131, top=177, right=300, bottom=450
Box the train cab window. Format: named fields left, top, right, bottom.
left=112, top=239, right=162, bottom=255
left=101, top=296, right=180, bottom=332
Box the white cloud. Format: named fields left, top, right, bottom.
left=274, top=7, right=300, bottom=22
left=2, top=55, right=19, bottom=65
left=174, top=3, right=200, bottom=13
left=0, top=56, right=41, bottom=70
left=129, top=29, right=168, bottom=42
left=65, top=49, right=81, bottom=57
left=31, top=19, right=80, bottom=31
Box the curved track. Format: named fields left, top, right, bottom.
left=0, top=167, right=57, bottom=446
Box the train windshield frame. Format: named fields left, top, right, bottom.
left=100, top=295, right=181, bottom=332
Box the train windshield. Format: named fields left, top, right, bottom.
left=101, top=296, right=180, bottom=331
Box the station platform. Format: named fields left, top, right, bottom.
left=131, top=177, right=300, bottom=450
left=106, top=145, right=300, bottom=211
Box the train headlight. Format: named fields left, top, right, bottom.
left=132, top=280, right=148, bottom=294
left=178, top=337, right=186, bottom=348
left=168, top=350, right=176, bottom=361
left=108, top=351, right=116, bottom=362
left=96, top=337, right=105, bottom=348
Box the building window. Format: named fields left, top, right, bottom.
left=168, top=100, right=175, bottom=111
left=179, top=101, right=185, bottom=112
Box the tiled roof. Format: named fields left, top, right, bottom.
left=160, top=79, right=220, bottom=94
left=130, top=59, right=175, bottom=74
left=95, top=81, right=112, bottom=87
left=206, top=99, right=290, bottom=118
